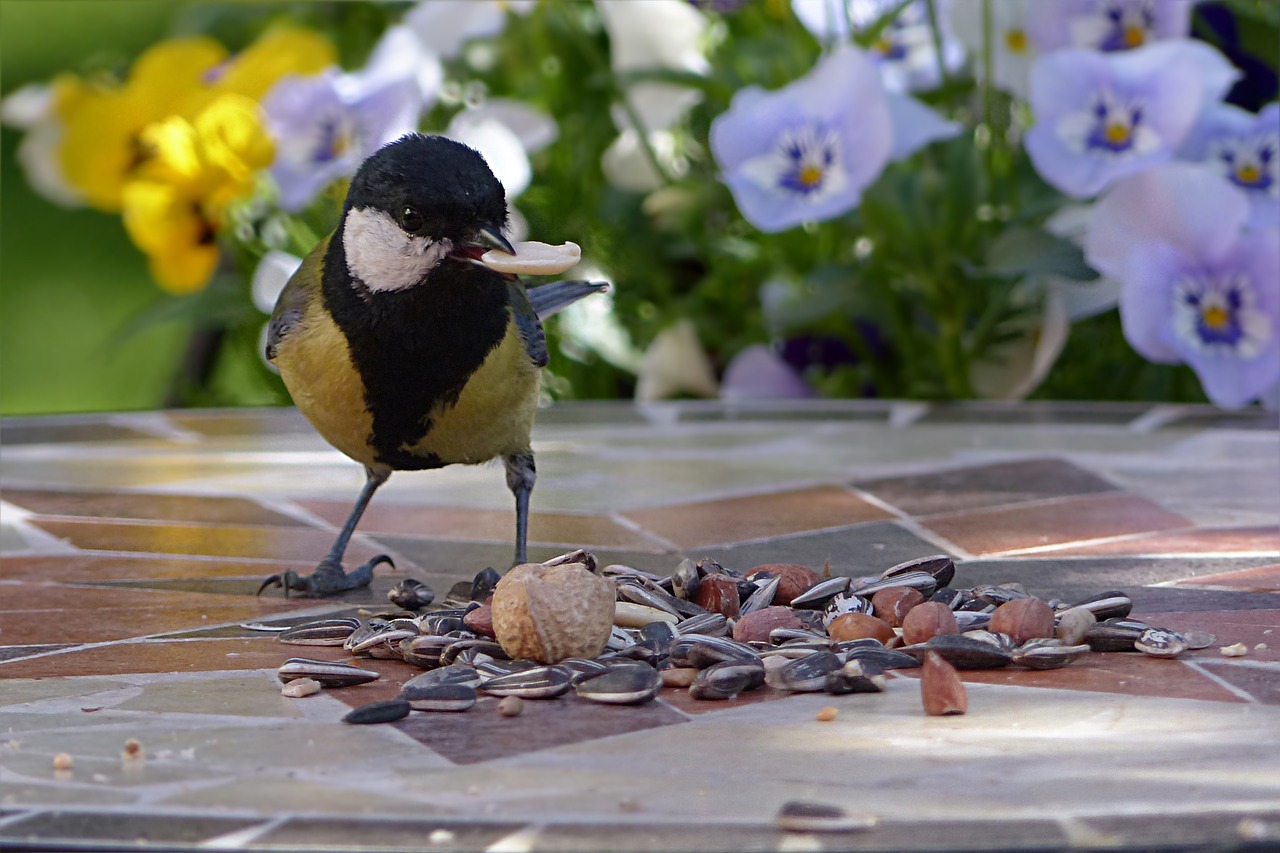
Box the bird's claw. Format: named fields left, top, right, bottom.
left=256, top=555, right=395, bottom=598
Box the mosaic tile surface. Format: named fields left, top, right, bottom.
left=1, top=401, right=1278, bottom=852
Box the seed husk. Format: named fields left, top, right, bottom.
left=776, top=801, right=878, bottom=833
left=277, top=658, right=379, bottom=688
left=574, top=664, right=662, bottom=705
left=342, top=698, right=411, bottom=725
left=400, top=683, right=477, bottom=712
left=479, top=665, right=572, bottom=699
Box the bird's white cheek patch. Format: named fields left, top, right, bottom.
left=343, top=207, right=452, bottom=292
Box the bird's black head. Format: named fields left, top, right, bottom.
left=339, top=134, right=511, bottom=293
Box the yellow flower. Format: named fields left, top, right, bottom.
left=57, top=28, right=333, bottom=212
left=122, top=95, right=274, bottom=294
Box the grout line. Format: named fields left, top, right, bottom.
left=845, top=485, right=976, bottom=561
left=1183, top=660, right=1261, bottom=704
left=197, top=816, right=288, bottom=849
left=1127, top=405, right=1188, bottom=433
left=605, top=512, right=681, bottom=553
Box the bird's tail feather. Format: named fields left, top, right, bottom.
left=526, top=280, right=609, bottom=320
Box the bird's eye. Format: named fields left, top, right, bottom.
left=400, top=206, right=425, bottom=234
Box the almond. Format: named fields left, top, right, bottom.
left=921, top=651, right=967, bottom=716
left=732, top=605, right=802, bottom=644
left=747, top=563, right=822, bottom=606
left=901, top=601, right=958, bottom=645
left=695, top=574, right=741, bottom=619
left=463, top=603, right=496, bottom=638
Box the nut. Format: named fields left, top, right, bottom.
left=281, top=677, right=322, bottom=698
left=989, top=598, right=1055, bottom=645
left=53, top=752, right=74, bottom=771
left=747, top=563, right=822, bottom=606
left=121, top=739, right=143, bottom=761
left=490, top=555, right=615, bottom=663
left=1054, top=606, right=1096, bottom=646
left=497, top=696, right=525, bottom=717
left=660, top=667, right=698, bottom=688
left=920, top=651, right=967, bottom=716
left=827, top=612, right=895, bottom=644
left=732, top=605, right=802, bottom=644
left=463, top=603, right=496, bottom=638
left=816, top=706, right=838, bottom=722
left=901, top=601, right=959, bottom=645
left=871, top=587, right=925, bottom=627
left=695, top=574, right=741, bottom=619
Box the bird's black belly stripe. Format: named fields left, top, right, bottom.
left=322, top=239, right=512, bottom=470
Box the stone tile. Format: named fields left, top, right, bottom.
left=1196, top=661, right=1280, bottom=704
left=390, top=693, right=688, bottom=764
left=257, top=817, right=518, bottom=850
left=0, top=421, right=156, bottom=445
left=0, top=811, right=262, bottom=845
left=1167, top=409, right=1280, bottom=430
left=26, top=517, right=388, bottom=564
left=1141, top=609, right=1279, bottom=664
left=300, top=500, right=664, bottom=551
left=922, top=492, right=1193, bottom=557
left=700, top=521, right=950, bottom=576
left=2, top=488, right=308, bottom=528
left=0, top=553, right=306, bottom=583
left=0, top=784, right=138, bottom=808
left=918, top=401, right=1144, bottom=425
left=952, top=557, right=1280, bottom=601
left=1175, top=563, right=1280, bottom=592
left=0, top=583, right=310, bottom=644
left=662, top=684, right=789, bottom=716
left=1045, top=526, right=1280, bottom=558
left=0, top=638, right=296, bottom=678
left=0, top=645, right=73, bottom=662
left=372, top=535, right=682, bottom=580
left=1079, top=809, right=1280, bottom=848
left=855, top=458, right=1119, bottom=517
left=621, top=486, right=894, bottom=549
left=167, top=408, right=311, bottom=436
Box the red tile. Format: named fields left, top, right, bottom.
left=0, top=582, right=314, bottom=644
left=1138, top=610, right=1280, bottom=664
left=1173, top=564, right=1280, bottom=593
left=0, top=554, right=304, bottom=583
left=856, top=458, right=1118, bottom=517
left=900, top=652, right=1245, bottom=703
left=27, top=518, right=388, bottom=564
left=298, top=501, right=663, bottom=551
left=3, top=488, right=309, bottom=528
left=920, top=493, right=1193, bottom=557
left=621, top=486, right=893, bottom=549
left=1194, top=661, right=1280, bottom=705
left=1048, top=528, right=1280, bottom=558
left=0, top=638, right=303, bottom=678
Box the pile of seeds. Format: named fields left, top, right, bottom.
left=267, top=554, right=1217, bottom=725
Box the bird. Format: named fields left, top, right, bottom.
left=258, top=133, right=605, bottom=597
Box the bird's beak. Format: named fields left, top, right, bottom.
left=471, top=223, right=516, bottom=256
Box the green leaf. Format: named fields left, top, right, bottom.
left=984, top=226, right=1099, bottom=282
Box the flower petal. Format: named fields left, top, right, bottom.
left=720, top=345, right=815, bottom=401
left=1117, top=240, right=1192, bottom=363
left=1085, top=164, right=1249, bottom=280
left=882, top=90, right=962, bottom=162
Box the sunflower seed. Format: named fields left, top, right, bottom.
left=480, top=665, right=572, bottom=699
left=400, top=683, right=477, bottom=711
left=277, top=658, right=379, bottom=687
left=574, top=664, right=662, bottom=705
left=342, top=698, right=410, bottom=725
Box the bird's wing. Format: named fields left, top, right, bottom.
left=266, top=235, right=330, bottom=362
left=525, top=279, right=609, bottom=321
left=507, top=279, right=549, bottom=369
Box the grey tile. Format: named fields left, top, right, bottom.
left=919, top=401, right=1145, bottom=425
left=0, top=644, right=73, bottom=662
left=698, top=522, right=950, bottom=576
left=0, top=421, right=158, bottom=445
left=0, top=810, right=263, bottom=845
left=372, top=535, right=682, bottom=581
left=1078, top=808, right=1280, bottom=849
left=954, top=557, right=1280, bottom=602
left=257, top=817, right=522, bottom=851
left=1167, top=410, right=1280, bottom=431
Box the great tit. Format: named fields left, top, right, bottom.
left=258, top=134, right=605, bottom=597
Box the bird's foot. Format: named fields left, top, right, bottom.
left=257, top=554, right=394, bottom=598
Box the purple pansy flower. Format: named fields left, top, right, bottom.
left=1024, top=40, right=1239, bottom=199
left=1085, top=164, right=1280, bottom=409
left=1180, top=102, right=1280, bottom=228
left=710, top=45, right=959, bottom=232
left=1026, top=0, right=1194, bottom=54
left=262, top=28, right=429, bottom=212
left=792, top=0, right=965, bottom=93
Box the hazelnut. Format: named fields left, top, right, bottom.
left=989, top=598, right=1055, bottom=645
left=732, top=605, right=802, bottom=644
left=921, top=651, right=967, bottom=716
left=463, top=603, right=496, bottom=638
left=827, top=612, right=895, bottom=644
left=747, top=563, right=822, bottom=606
left=871, top=587, right=925, bottom=627
left=901, top=601, right=959, bottom=645
left=490, top=556, right=615, bottom=663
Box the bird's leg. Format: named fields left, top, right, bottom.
left=258, top=467, right=393, bottom=598
left=504, top=451, right=536, bottom=566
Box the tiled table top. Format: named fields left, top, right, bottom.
left=1, top=401, right=1278, bottom=852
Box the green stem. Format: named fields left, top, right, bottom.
left=923, top=0, right=953, bottom=93
left=938, top=317, right=973, bottom=399
left=615, top=92, right=676, bottom=186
